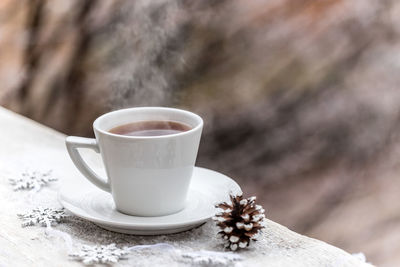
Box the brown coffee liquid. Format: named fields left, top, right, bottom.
left=109, top=120, right=192, bottom=136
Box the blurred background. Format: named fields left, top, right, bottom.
left=1, top=0, right=400, bottom=265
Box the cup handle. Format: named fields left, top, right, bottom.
left=65, top=136, right=111, bottom=193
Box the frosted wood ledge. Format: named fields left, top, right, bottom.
left=0, top=107, right=372, bottom=267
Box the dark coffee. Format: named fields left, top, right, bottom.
left=109, top=120, right=192, bottom=136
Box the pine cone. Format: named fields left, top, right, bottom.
left=213, top=194, right=266, bottom=251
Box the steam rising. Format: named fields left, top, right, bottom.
left=107, top=0, right=186, bottom=109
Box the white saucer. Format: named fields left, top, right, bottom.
left=58, top=167, right=241, bottom=235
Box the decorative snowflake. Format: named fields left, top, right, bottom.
left=9, top=170, right=57, bottom=191
left=17, top=207, right=68, bottom=227
left=69, top=244, right=130, bottom=265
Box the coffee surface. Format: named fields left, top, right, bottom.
left=109, top=120, right=192, bottom=136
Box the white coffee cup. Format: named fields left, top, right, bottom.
left=65, top=107, right=203, bottom=216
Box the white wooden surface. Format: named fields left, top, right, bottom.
left=0, top=107, right=372, bottom=266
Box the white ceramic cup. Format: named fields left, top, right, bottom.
left=65, top=107, right=203, bottom=216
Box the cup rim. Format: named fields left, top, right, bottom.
left=93, top=107, right=203, bottom=139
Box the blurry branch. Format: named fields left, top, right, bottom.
left=5, top=0, right=120, bottom=134
left=17, top=0, right=45, bottom=109
left=52, top=0, right=98, bottom=129
left=46, top=0, right=120, bottom=132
